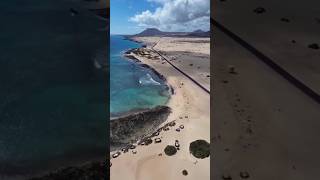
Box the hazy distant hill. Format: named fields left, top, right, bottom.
left=135, top=28, right=166, bottom=36
left=187, top=29, right=210, bottom=37
left=132, top=28, right=210, bottom=37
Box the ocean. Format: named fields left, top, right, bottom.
left=0, top=1, right=107, bottom=177
left=110, top=35, right=170, bottom=117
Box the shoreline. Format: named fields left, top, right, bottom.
left=111, top=36, right=210, bottom=180
left=109, top=38, right=174, bottom=151
left=110, top=106, right=171, bottom=151
left=123, top=48, right=168, bottom=84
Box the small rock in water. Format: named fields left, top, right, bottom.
left=176, top=128, right=181, bottom=132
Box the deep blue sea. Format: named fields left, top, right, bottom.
left=110, top=35, right=170, bottom=116
left=0, top=1, right=107, bottom=177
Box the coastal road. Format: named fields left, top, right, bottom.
left=150, top=40, right=211, bottom=94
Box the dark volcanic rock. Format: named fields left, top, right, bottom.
left=110, top=106, right=171, bottom=149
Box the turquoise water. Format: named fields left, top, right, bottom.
left=110, top=35, right=170, bottom=116
left=0, top=1, right=107, bottom=176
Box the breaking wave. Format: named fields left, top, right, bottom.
left=139, top=73, right=161, bottom=86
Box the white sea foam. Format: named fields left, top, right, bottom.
left=139, top=73, right=161, bottom=86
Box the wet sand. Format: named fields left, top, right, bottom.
left=213, top=0, right=320, bottom=93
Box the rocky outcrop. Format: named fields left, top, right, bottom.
left=110, top=106, right=171, bottom=150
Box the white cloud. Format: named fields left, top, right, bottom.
left=130, top=0, right=210, bottom=32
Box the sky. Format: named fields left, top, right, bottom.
left=110, top=0, right=210, bottom=35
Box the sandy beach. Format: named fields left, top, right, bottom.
left=212, top=0, right=320, bottom=179
left=110, top=37, right=210, bottom=180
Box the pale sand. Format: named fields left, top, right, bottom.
left=213, top=0, right=320, bottom=93
left=213, top=5, right=320, bottom=179
left=110, top=37, right=210, bottom=180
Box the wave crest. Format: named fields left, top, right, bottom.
left=139, top=73, right=161, bottom=86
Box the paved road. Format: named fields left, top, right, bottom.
left=150, top=40, right=210, bottom=94
left=211, top=18, right=320, bottom=104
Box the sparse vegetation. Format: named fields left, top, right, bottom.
left=182, top=169, right=188, bottom=176
left=164, top=145, right=177, bottom=156
left=189, top=140, right=210, bottom=159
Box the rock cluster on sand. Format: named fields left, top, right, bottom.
left=110, top=106, right=171, bottom=148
